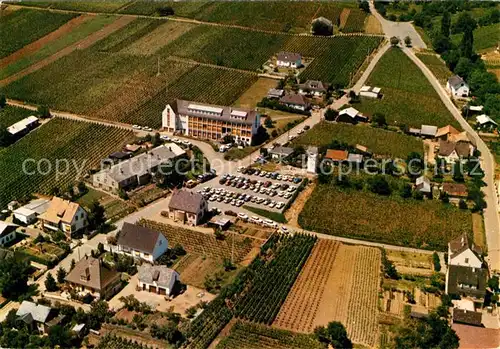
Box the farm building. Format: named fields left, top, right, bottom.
left=114, top=222, right=168, bottom=263
left=307, top=146, right=319, bottom=173
left=0, top=222, right=16, bottom=247
left=137, top=264, right=179, bottom=296
left=13, top=207, right=36, bottom=225
left=476, top=114, right=497, bottom=130
left=16, top=301, right=61, bottom=334
left=168, top=190, right=208, bottom=226
left=7, top=116, right=39, bottom=138
left=269, top=146, right=294, bottom=160
left=442, top=183, right=469, bottom=199
left=279, top=93, right=309, bottom=111
left=39, top=197, right=88, bottom=239
left=447, top=75, right=469, bottom=99
left=65, top=255, right=121, bottom=300
left=438, top=140, right=473, bottom=163
left=415, top=176, right=431, bottom=194
left=325, top=149, right=348, bottom=162
left=13, top=198, right=50, bottom=225
left=93, top=143, right=185, bottom=193
left=298, top=80, right=329, bottom=97
left=420, top=125, right=438, bottom=138
left=355, top=144, right=371, bottom=156
left=267, top=88, right=284, bottom=99
left=276, top=51, right=302, bottom=68
left=435, top=125, right=460, bottom=141
left=162, top=100, right=261, bottom=146
left=359, top=85, right=382, bottom=99
left=336, top=107, right=367, bottom=124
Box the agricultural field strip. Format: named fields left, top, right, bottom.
left=273, top=240, right=340, bottom=333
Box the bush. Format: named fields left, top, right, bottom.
left=157, top=6, right=174, bottom=16
left=432, top=252, right=441, bottom=272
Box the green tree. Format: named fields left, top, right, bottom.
left=390, top=36, right=400, bottom=47
left=400, top=183, right=412, bottom=198
left=404, top=36, right=412, bottom=47
left=264, top=116, right=274, bottom=128
left=488, top=276, right=499, bottom=292
left=367, top=175, right=391, bottom=196
left=453, top=161, right=464, bottom=182
left=314, top=321, right=352, bottom=349
left=432, top=252, right=441, bottom=272
left=0, top=128, right=12, bottom=147
left=460, top=27, right=474, bottom=59
left=0, top=94, right=6, bottom=108
left=324, top=109, right=338, bottom=121
left=372, top=112, right=387, bottom=127
left=359, top=0, right=369, bottom=13
left=459, top=199, right=468, bottom=209
left=406, top=152, right=423, bottom=177
left=37, top=105, right=51, bottom=118
left=88, top=200, right=106, bottom=230
left=45, top=273, right=58, bottom=292
left=56, top=267, right=67, bottom=284
left=48, top=325, right=73, bottom=348
left=441, top=11, right=451, bottom=37
left=311, top=19, right=333, bottom=36
left=0, top=257, right=30, bottom=300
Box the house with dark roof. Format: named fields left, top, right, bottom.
left=168, top=190, right=208, bottom=226
left=447, top=75, right=469, bottom=99
left=279, top=93, right=309, bottom=111
left=267, top=88, right=284, bottom=99
left=16, top=301, right=61, bottom=334
left=116, top=223, right=168, bottom=262
left=452, top=308, right=483, bottom=327
left=448, top=234, right=483, bottom=269
left=438, top=140, right=473, bottom=163
left=276, top=51, right=302, bottom=68
left=298, top=80, right=329, bottom=97
left=0, top=222, right=16, bottom=247
left=65, top=256, right=121, bottom=300
left=138, top=264, right=179, bottom=296
left=269, top=146, right=294, bottom=160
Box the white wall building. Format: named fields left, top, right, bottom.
left=114, top=222, right=168, bottom=263
left=307, top=146, right=318, bottom=173
left=0, top=222, right=16, bottom=246
left=138, top=264, right=179, bottom=296
left=447, top=75, right=469, bottom=99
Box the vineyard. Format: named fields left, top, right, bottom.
left=341, top=9, right=368, bottom=33
left=96, top=335, right=147, bottom=349
left=185, top=234, right=316, bottom=349
left=216, top=321, right=324, bottom=349
left=0, top=105, right=34, bottom=130
left=292, top=121, right=423, bottom=158
left=416, top=53, right=453, bottom=85
left=273, top=240, right=340, bottom=333
left=355, top=48, right=459, bottom=128
left=139, top=219, right=253, bottom=262
left=298, top=185, right=472, bottom=250
left=0, top=118, right=133, bottom=209
left=0, top=8, right=76, bottom=59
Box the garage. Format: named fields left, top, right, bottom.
left=149, top=285, right=157, bottom=293
left=158, top=287, right=166, bottom=296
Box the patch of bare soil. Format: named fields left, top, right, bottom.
left=284, top=180, right=316, bottom=227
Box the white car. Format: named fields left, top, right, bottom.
left=250, top=216, right=260, bottom=223
left=173, top=138, right=180, bottom=143
left=280, top=226, right=289, bottom=233
left=238, top=213, right=248, bottom=220
left=160, top=135, right=170, bottom=141
left=132, top=125, right=141, bottom=130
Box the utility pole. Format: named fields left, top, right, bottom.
left=157, top=56, right=161, bottom=77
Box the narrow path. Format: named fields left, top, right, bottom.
left=0, top=16, right=135, bottom=86
left=166, top=56, right=258, bottom=76
left=351, top=42, right=390, bottom=93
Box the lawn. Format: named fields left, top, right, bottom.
left=0, top=8, right=76, bottom=59
left=416, top=53, right=453, bottom=85
left=233, top=78, right=278, bottom=109
left=299, top=184, right=472, bottom=250
left=355, top=48, right=459, bottom=128
left=0, top=105, right=34, bottom=130
left=292, top=121, right=423, bottom=158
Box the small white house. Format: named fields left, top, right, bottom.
left=447, top=75, right=469, bottom=99
left=359, top=85, right=382, bottom=99
left=0, top=222, right=16, bottom=246
left=307, top=146, right=318, bottom=174
left=13, top=207, right=37, bottom=225
left=448, top=234, right=482, bottom=269
left=476, top=114, right=497, bottom=130
left=276, top=52, right=302, bottom=68
left=115, top=222, right=168, bottom=263
left=138, top=264, right=179, bottom=296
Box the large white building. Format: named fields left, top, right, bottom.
left=162, top=100, right=260, bottom=146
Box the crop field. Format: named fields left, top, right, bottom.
left=452, top=23, right=500, bottom=52
left=416, top=53, right=453, bottom=85
left=292, top=122, right=423, bottom=158
left=0, top=118, right=133, bottom=209
left=217, top=321, right=324, bottom=349
left=96, top=335, right=147, bottom=349
left=355, top=48, right=459, bottom=128
left=0, top=9, right=76, bottom=59
left=341, top=9, right=368, bottom=33
left=0, top=15, right=117, bottom=80
left=298, top=185, right=472, bottom=250
left=0, top=105, right=34, bottom=130
left=186, top=234, right=316, bottom=349
left=139, top=220, right=253, bottom=262
left=18, top=1, right=130, bottom=13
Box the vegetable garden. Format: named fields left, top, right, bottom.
left=0, top=118, right=133, bottom=209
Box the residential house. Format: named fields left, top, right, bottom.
left=276, top=52, right=302, bottom=68
left=355, top=144, right=372, bottom=156
left=325, top=149, right=348, bottom=163
left=162, top=100, right=261, bottom=146
left=168, top=190, right=208, bottom=226
left=311, top=16, right=333, bottom=34
left=93, top=144, right=185, bottom=193
left=16, top=301, right=61, bottom=334
left=420, top=125, right=438, bottom=138
left=298, top=80, right=329, bottom=97
left=279, top=93, right=309, bottom=111
left=115, top=222, right=168, bottom=262
left=442, top=183, right=468, bottom=199
left=307, top=146, right=318, bottom=173
left=39, top=197, right=88, bottom=238
left=65, top=255, right=121, bottom=300
left=447, top=75, right=469, bottom=98
left=449, top=131, right=475, bottom=146
left=336, top=107, right=367, bottom=124
left=13, top=198, right=50, bottom=225
left=415, top=176, right=431, bottom=194
left=435, top=125, right=460, bottom=141
left=452, top=308, right=483, bottom=327
left=7, top=116, right=39, bottom=138
left=269, top=146, right=294, bottom=160
left=438, top=140, right=473, bottom=163
left=448, top=234, right=482, bottom=269
left=267, top=88, right=284, bottom=99
left=0, top=222, right=16, bottom=246
left=137, top=264, right=179, bottom=296
left=359, top=85, right=382, bottom=99
left=476, top=114, right=498, bottom=130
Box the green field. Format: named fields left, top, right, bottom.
left=299, top=184, right=472, bottom=250
left=0, top=105, right=34, bottom=130
left=415, top=53, right=453, bottom=85
left=0, top=15, right=117, bottom=80
left=0, top=118, right=133, bottom=209
left=342, top=8, right=368, bottom=33
left=452, top=23, right=500, bottom=52
left=293, top=122, right=423, bottom=158
left=217, top=321, right=324, bottom=349
left=0, top=8, right=76, bottom=59
left=355, top=48, right=459, bottom=128
left=18, top=0, right=130, bottom=12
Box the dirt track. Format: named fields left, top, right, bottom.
left=0, top=15, right=92, bottom=69
left=0, top=16, right=135, bottom=86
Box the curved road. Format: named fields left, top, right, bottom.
left=370, top=1, right=500, bottom=272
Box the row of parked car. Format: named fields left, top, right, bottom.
left=218, top=174, right=297, bottom=200
left=237, top=167, right=303, bottom=184
left=235, top=213, right=292, bottom=233
left=200, top=186, right=287, bottom=210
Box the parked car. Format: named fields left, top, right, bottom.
left=238, top=213, right=248, bottom=220
left=225, top=210, right=237, bottom=217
